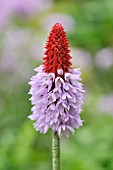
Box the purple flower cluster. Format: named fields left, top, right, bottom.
left=28, top=65, right=84, bottom=137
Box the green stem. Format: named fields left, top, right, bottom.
left=52, top=131, right=60, bottom=170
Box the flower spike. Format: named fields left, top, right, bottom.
left=28, top=23, right=84, bottom=137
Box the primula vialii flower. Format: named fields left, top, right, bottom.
left=28, top=23, right=84, bottom=137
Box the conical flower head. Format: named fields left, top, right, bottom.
left=43, top=23, right=72, bottom=75
left=28, top=23, right=84, bottom=137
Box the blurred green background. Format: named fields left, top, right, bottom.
left=0, top=0, right=113, bottom=170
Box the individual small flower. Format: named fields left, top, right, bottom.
left=28, top=23, right=84, bottom=137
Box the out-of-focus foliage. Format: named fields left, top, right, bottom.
left=0, top=0, right=113, bottom=170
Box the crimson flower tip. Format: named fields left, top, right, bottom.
left=43, top=23, right=72, bottom=76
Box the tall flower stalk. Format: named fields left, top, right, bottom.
left=52, top=132, right=60, bottom=170
left=28, top=23, right=84, bottom=170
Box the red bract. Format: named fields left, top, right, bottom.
left=43, top=23, right=72, bottom=75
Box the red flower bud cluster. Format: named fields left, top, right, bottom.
left=43, top=23, right=72, bottom=75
